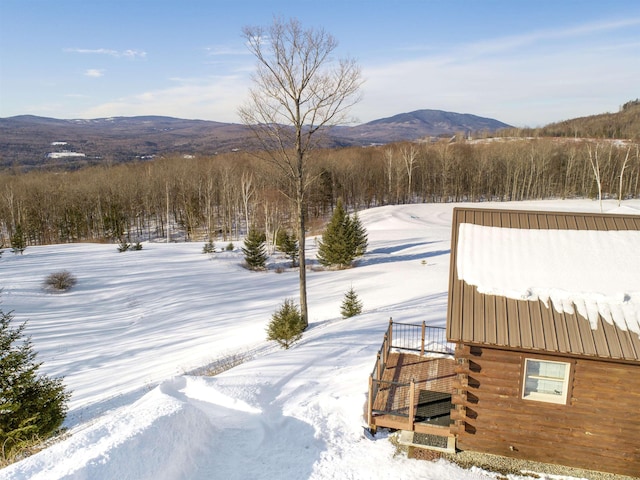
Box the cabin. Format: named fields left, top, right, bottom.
left=368, top=207, right=640, bottom=477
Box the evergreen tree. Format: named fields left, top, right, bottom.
left=10, top=224, right=26, bottom=255
left=266, top=299, right=305, bottom=349
left=0, top=310, right=70, bottom=460
left=276, top=229, right=299, bottom=267
left=317, top=199, right=352, bottom=268
left=242, top=228, right=268, bottom=270
left=351, top=212, right=368, bottom=257
left=340, top=286, right=363, bottom=318
left=317, top=199, right=368, bottom=268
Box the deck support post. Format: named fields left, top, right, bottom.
left=408, top=378, right=416, bottom=429
left=367, top=375, right=374, bottom=427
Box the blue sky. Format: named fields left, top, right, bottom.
left=1, top=0, right=639, bottom=127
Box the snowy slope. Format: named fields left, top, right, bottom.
left=1, top=199, right=637, bottom=480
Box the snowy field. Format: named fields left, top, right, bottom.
left=1, top=199, right=638, bottom=480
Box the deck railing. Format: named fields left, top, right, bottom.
left=367, top=319, right=455, bottom=427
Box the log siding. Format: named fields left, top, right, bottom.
left=452, top=345, right=640, bottom=476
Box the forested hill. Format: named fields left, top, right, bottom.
left=502, top=99, right=640, bottom=140
left=0, top=109, right=509, bottom=169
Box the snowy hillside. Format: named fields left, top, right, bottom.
left=1, top=199, right=637, bottom=480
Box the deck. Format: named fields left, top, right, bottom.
left=370, top=353, right=456, bottom=434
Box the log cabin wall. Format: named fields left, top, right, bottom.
left=452, top=344, right=640, bottom=477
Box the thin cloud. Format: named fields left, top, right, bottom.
left=84, top=69, right=105, bottom=78
left=205, top=45, right=250, bottom=56
left=65, top=48, right=147, bottom=59
left=82, top=75, right=251, bottom=122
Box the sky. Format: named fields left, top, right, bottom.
left=1, top=0, right=639, bottom=127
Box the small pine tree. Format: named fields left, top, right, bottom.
left=0, top=310, right=70, bottom=461
left=266, top=299, right=305, bottom=349
left=202, top=240, right=215, bottom=254
left=242, top=228, right=268, bottom=270
left=317, top=199, right=368, bottom=268
left=317, top=199, right=353, bottom=268
left=10, top=224, right=26, bottom=255
left=276, top=229, right=299, bottom=267
left=350, top=212, right=368, bottom=257
left=340, top=286, right=363, bottom=318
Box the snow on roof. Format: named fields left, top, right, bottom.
left=456, top=223, right=640, bottom=338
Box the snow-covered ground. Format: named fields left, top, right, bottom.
left=1, top=199, right=638, bottom=480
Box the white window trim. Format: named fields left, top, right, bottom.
left=522, top=358, right=571, bottom=405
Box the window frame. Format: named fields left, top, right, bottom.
left=521, top=357, right=572, bottom=405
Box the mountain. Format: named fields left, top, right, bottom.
left=0, top=110, right=511, bottom=169
left=337, top=109, right=511, bottom=144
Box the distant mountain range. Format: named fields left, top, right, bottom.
left=0, top=110, right=511, bottom=169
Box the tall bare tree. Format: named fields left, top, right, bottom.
left=238, top=17, right=363, bottom=327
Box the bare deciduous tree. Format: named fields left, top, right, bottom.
left=238, top=17, right=363, bottom=327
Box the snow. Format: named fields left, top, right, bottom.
left=46, top=152, right=86, bottom=158
left=1, top=199, right=638, bottom=480
left=457, top=224, right=640, bottom=336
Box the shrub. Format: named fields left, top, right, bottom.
left=202, top=240, right=215, bottom=254
left=117, top=238, right=130, bottom=252
left=132, top=242, right=143, bottom=251
left=44, top=271, right=77, bottom=292
left=266, top=299, right=305, bottom=349
left=0, top=310, right=70, bottom=464
left=225, top=242, right=234, bottom=251
left=340, top=286, right=363, bottom=318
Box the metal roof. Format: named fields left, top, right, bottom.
left=446, top=207, right=640, bottom=362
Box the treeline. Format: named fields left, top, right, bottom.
left=501, top=100, right=640, bottom=141
left=0, top=138, right=638, bottom=246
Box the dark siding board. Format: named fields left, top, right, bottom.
left=617, top=329, right=639, bottom=360
left=462, top=283, right=476, bottom=342
left=591, top=316, right=611, bottom=357
left=555, top=214, right=570, bottom=230
left=506, top=298, right=521, bottom=347
left=529, top=301, right=547, bottom=350
left=473, top=291, right=485, bottom=341
left=575, top=313, right=598, bottom=355
left=495, top=295, right=509, bottom=346
left=536, top=213, right=549, bottom=229
left=484, top=295, right=497, bottom=344
left=518, top=301, right=534, bottom=349
left=553, top=311, right=571, bottom=353
left=563, top=313, right=584, bottom=354
left=598, top=317, right=622, bottom=359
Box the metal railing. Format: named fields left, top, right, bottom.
left=367, top=318, right=455, bottom=427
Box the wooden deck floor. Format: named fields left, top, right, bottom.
left=371, top=353, right=456, bottom=433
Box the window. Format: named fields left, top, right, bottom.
left=522, top=358, right=571, bottom=404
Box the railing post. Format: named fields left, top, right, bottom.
left=388, top=317, right=393, bottom=349
left=421, top=321, right=426, bottom=356
left=367, top=375, right=374, bottom=427
left=408, top=378, right=416, bottom=429
left=376, top=352, right=382, bottom=380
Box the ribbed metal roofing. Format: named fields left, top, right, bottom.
left=446, top=207, right=640, bottom=362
